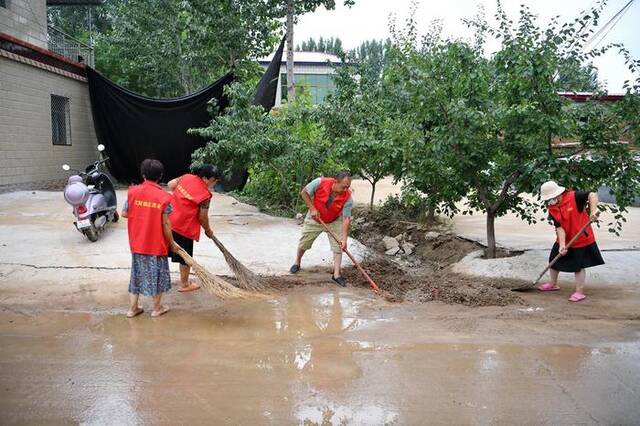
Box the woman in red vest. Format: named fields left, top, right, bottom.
left=538, top=181, right=604, bottom=302
left=167, top=165, right=223, bottom=292
left=122, top=159, right=178, bottom=318
left=290, top=171, right=354, bottom=287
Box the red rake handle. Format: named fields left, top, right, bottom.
left=317, top=217, right=381, bottom=292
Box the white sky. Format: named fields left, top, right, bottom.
left=294, top=0, right=640, bottom=92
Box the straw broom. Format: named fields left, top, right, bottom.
left=172, top=244, right=254, bottom=299
left=208, top=235, right=266, bottom=292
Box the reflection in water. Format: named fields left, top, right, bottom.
left=297, top=401, right=399, bottom=425
left=67, top=314, right=140, bottom=424
left=2, top=293, right=637, bottom=424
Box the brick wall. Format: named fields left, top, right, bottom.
left=0, top=0, right=48, bottom=49
left=0, top=56, right=99, bottom=186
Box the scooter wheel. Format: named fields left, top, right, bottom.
left=84, top=227, right=99, bottom=242
left=112, top=211, right=119, bottom=223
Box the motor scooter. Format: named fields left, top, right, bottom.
left=62, top=144, right=118, bottom=242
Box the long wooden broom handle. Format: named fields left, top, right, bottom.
left=317, top=217, right=381, bottom=292
left=533, top=211, right=600, bottom=284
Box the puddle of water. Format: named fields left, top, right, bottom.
left=1, top=287, right=639, bottom=424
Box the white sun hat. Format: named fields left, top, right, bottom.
left=540, top=181, right=566, bottom=201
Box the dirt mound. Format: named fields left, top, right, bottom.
left=346, top=208, right=528, bottom=306
left=234, top=210, right=527, bottom=307
left=343, top=257, right=525, bottom=307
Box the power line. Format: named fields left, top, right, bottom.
left=584, top=0, right=635, bottom=50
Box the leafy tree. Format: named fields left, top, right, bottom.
left=268, top=0, right=355, bottom=102
left=99, top=0, right=280, bottom=97
left=556, top=58, right=600, bottom=92
left=297, top=36, right=344, bottom=56
left=321, top=57, right=407, bottom=208
left=50, top=0, right=282, bottom=97
left=47, top=1, right=116, bottom=44
left=391, top=2, right=639, bottom=257
left=190, top=83, right=335, bottom=214
left=382, top=17, right=468, bottom=222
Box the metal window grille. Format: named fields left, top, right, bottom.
left=51, top=95, right=71, bottom=146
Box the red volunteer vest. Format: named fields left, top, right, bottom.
left=312, top=177, right=352, bottom=224
left=548, top=190, right=596, bottom=248
left=170, top=174, right=212, bottom=241
left=127, top=180, right=172, bottom=256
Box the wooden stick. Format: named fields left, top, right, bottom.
left=318, top=218, right=381, bottom=292
left=513, top=212, right=599, bottom=291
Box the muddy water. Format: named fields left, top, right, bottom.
left=1, top=288, right=639, bottom=425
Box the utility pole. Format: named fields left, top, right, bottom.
left=286, top=0, right=295, bottom=102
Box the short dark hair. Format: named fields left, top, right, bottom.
left=140, top=159, right=164, bottom=182
left=334, top=171, right=352, bottom=182
left=194, top=164, right=224, bottom=180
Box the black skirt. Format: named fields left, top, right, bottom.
left=169, top=231, right=194, bottom=265
left=549, top=242, right=604, bottom=273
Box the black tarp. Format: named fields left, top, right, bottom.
left=86, top=36, right=285, bottom=188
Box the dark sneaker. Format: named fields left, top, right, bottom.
left=331, top=275, right=347, bottom=287
left=289, top=264, right=300, bottom=274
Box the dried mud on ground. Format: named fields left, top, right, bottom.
left=342, top=257, right=525, bottom=306
left=343, top=209, right=527, bottom=306
left=257, top=209, right=528, bottom=307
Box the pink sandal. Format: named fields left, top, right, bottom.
left=537, top=282, right=560, bottom=292
left=569, top=292, right=586, bottom=302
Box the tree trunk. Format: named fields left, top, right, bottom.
left=286, top=0, right=295, bottom=102
left=176, top=34, right=190, bottom=95
left=486, top=211, right=497, bottom=259
left=426, top=204, right=436, bottom=224
left=369, top=181, right=377, bottom=210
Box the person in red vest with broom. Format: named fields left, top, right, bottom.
left=538, top=181, right=604, bottom=302
left=290, top=172, right=354, bottom=287
left=122, top=159, right=178, bottom=318
left=167, top=165, right=223, bottom=292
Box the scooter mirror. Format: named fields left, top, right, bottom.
left=97, top=144, right=105, bottom=152
left=62, top=164, right=70, bottom=171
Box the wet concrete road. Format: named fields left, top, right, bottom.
left=1, top=287, right=639, bottom=425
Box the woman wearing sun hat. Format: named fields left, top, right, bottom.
left=538, top=181, right=604, bottom=302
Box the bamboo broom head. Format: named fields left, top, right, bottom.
left=173, top=246, right=255, bottom=300
left=210, top=235, right=266, bottom=292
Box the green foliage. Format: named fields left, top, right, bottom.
left=190, top=83, right=337, bottom=215
left=556, top=59, right=600, bottom=92
left=378, top=189, right=436, bottom=222
left=297, top=36, right=345, bottom=56
left=50, top=0, right=280, bottom=97
left=385, top=1, right=640, bottom=257
left=321, top=59, right=408, bottom=208
left=47, top=2, right=116, bottom=44
left=266, top=0, right=355, bottom=16
left=99, top=0, right=279, bottom=97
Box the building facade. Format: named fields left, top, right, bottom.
left=0, top=0, right=99, bottom=188
left=258, top=51, right=342, bottom=106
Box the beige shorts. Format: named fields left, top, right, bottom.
left=297, top=219, right=343, bottom=254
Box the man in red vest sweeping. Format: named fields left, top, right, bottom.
left=538, top=181, right=604, bottom=302
left=290, top=172, right=354, bottom=287
left=168, top=165, right=223, bottom=292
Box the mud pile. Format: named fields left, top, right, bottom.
left=344, top=209, right=528, bottom=306
left=343, top=257, right=524, bottom=306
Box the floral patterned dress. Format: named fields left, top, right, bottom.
left=124, top=200, right=172, bottom=296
